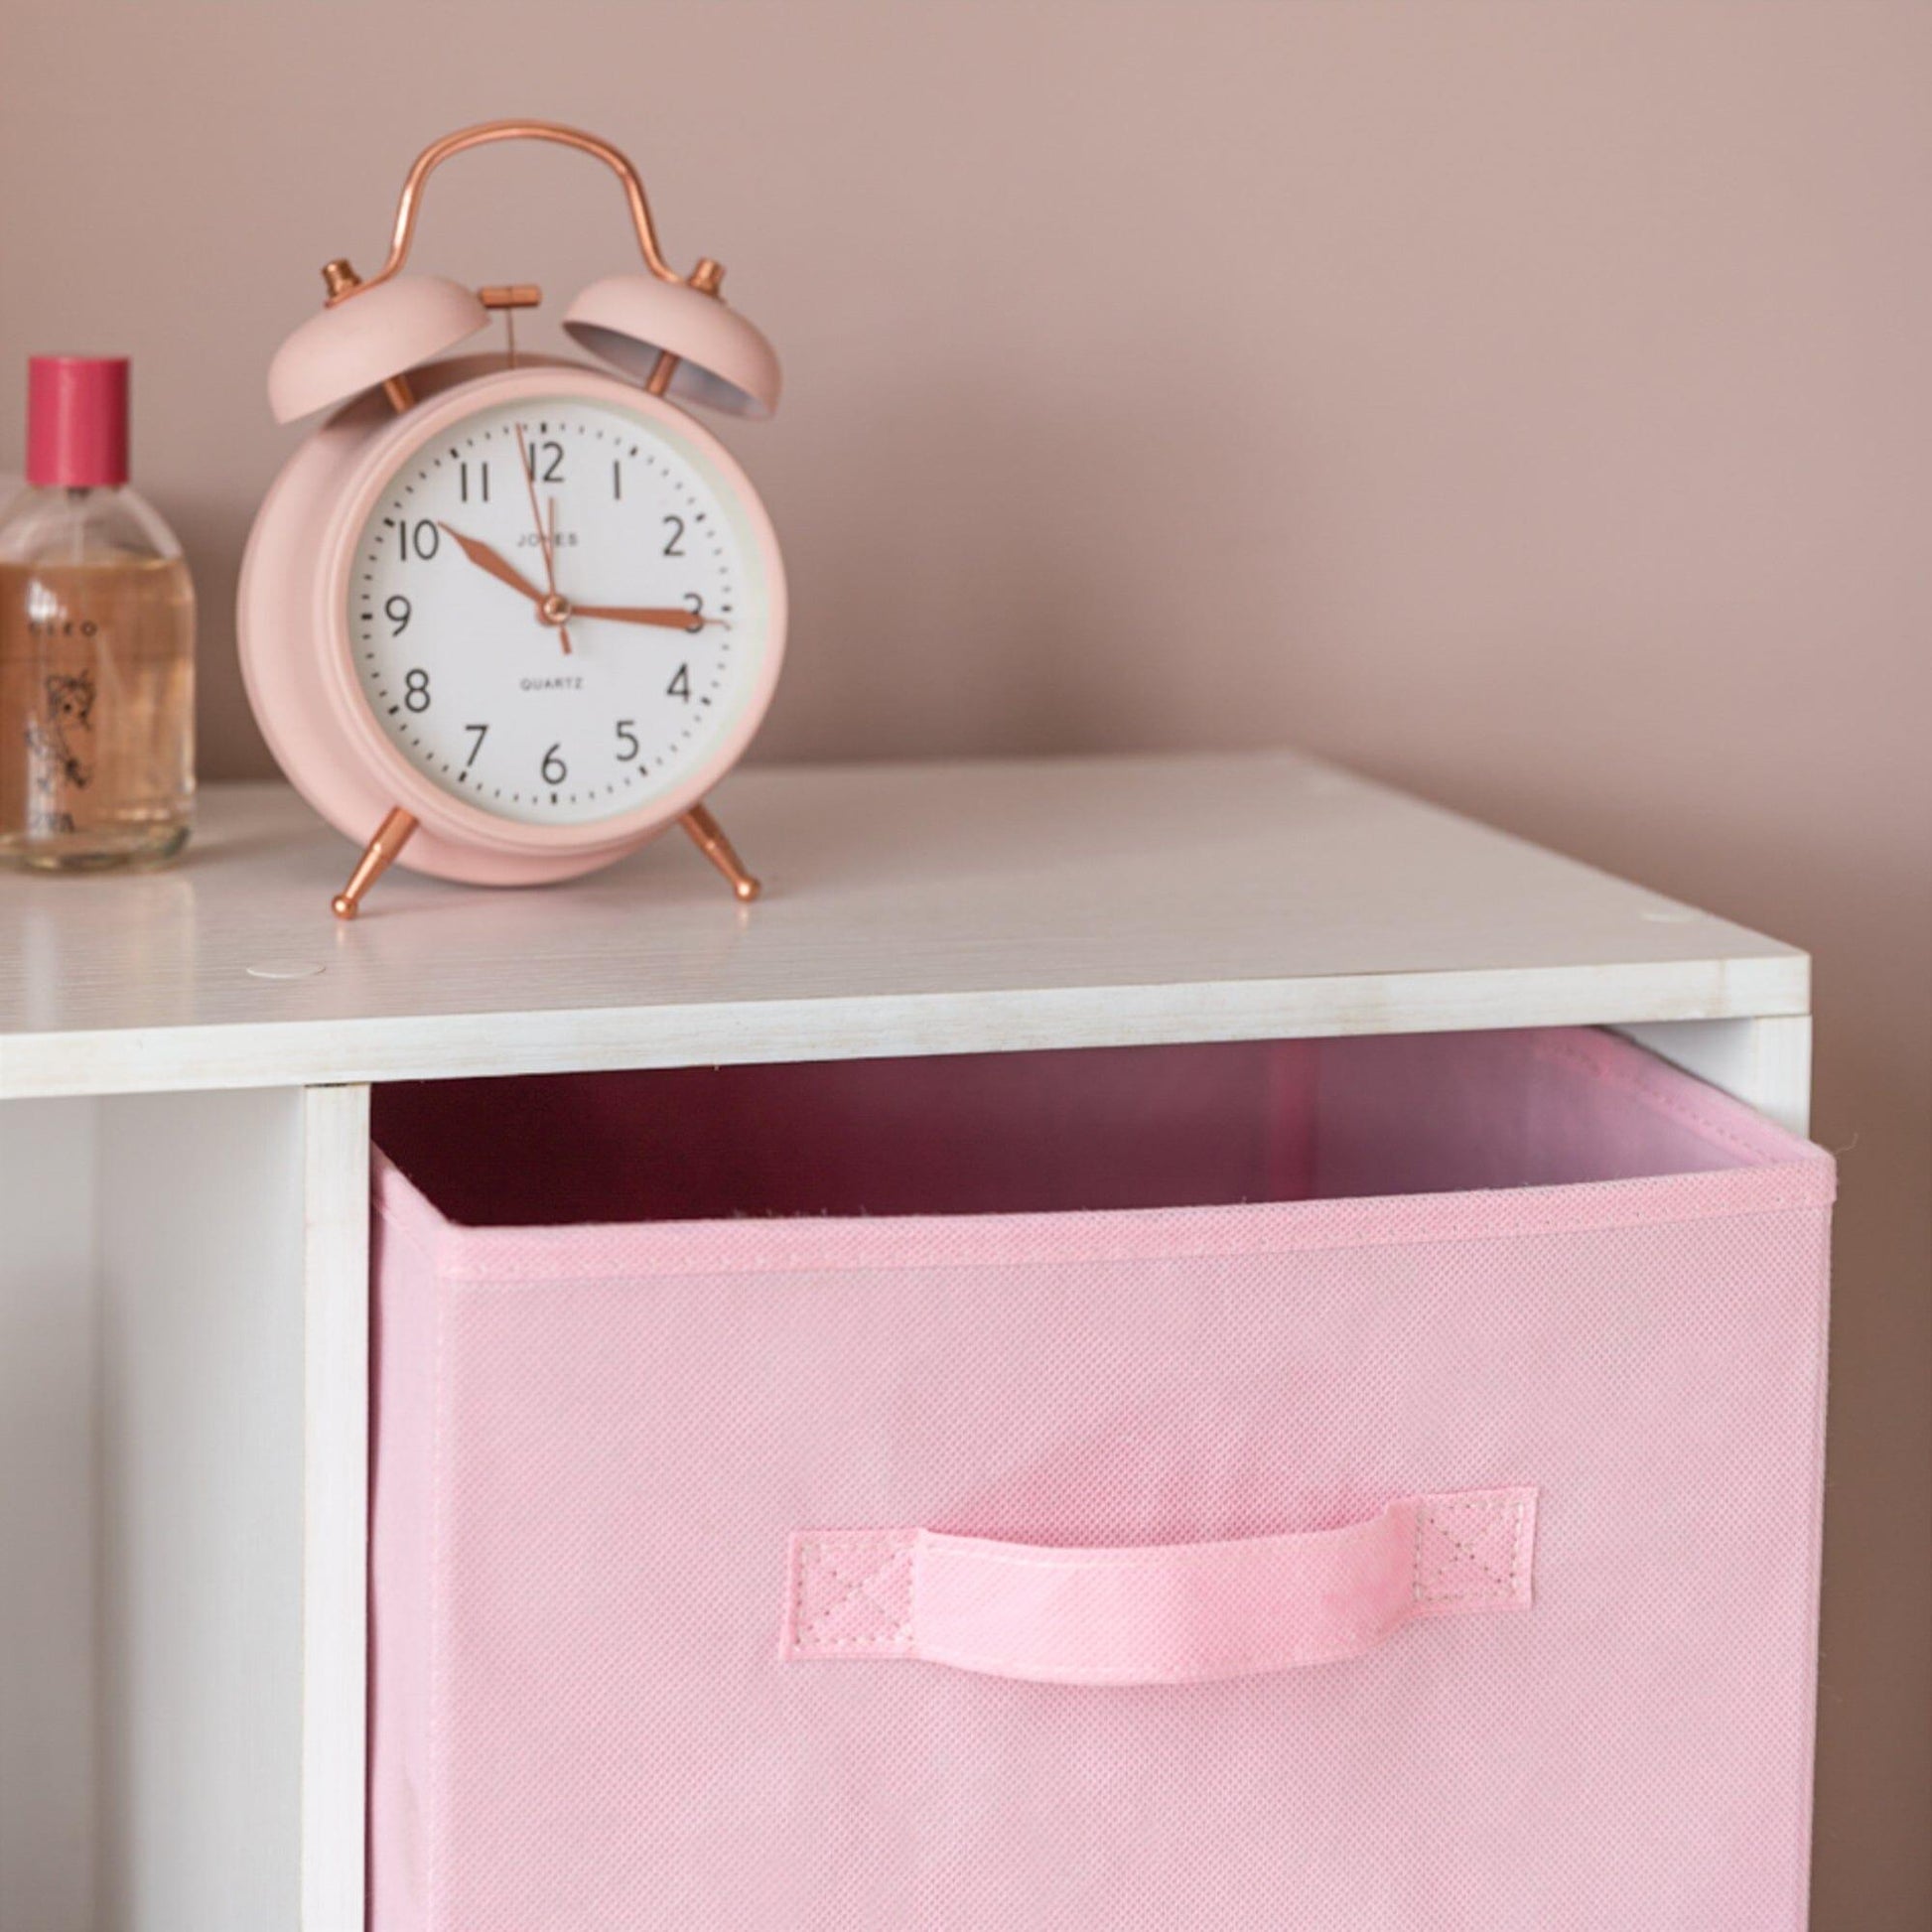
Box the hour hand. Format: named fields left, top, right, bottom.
left=437, top=522, right=543, bottom=604
left=570, top=602, right=731, bottom=632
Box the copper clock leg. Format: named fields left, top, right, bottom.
left=679, top=802, right=761, bottom=902
left=332, top=807, right=418, bottom=920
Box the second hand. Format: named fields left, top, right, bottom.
left=513, top=422, right=573, bottom=656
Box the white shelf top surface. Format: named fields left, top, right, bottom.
left=0, top=752, right=1806, bottom=1099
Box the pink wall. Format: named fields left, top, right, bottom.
left=4, top=2, right=1927, bottom=1921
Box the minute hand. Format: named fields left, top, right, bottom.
left=570, top=603, right=730, bottom=631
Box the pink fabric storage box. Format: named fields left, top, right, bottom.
left=368, top=1026, right=1834, bottom=1931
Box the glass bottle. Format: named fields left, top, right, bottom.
left=0, top=356, right=195, bottom=870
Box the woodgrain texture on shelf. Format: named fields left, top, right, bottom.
left=0, top=753, right=1807, bottom=1099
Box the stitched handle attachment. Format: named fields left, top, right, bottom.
left=781, top=1488, right=1536, bottom=1685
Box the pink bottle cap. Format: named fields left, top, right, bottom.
left=26, top=355, right=130, bottom=487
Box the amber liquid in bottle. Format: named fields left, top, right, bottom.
left=0, top=493, right=196, bottom=870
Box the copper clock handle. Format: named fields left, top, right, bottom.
left=329, top=119, right=683, bottom=307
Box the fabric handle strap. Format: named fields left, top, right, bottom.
left=781, top=1486, right=1536, bottom=1685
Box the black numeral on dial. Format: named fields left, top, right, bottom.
left=403, top=668, right=431, bottom=713
left=615, top=720, right=639, bottom=762
left=459, top=461, right=489, bottom=503
left=682, top=593, right=705, bottom=632
left=667, top=664, right=691, bottom=702
left=661, top=514, right=685, bottom=556
left=525, top=440, right=564, bottom=484
left=540, top=744, right=568, bottom=785
left=464, top=723, right=488, bottom=768
left=394, top=520, right=439, bottom=564
left=384, top=595, right=411, bottom=635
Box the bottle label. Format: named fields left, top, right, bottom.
left=25, top=668, right=96, bottom=833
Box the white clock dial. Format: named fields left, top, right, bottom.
left=345, top=392, right=770, bottom=826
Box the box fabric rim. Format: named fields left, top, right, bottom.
left=372, top=1027, right=1833, bottom=1283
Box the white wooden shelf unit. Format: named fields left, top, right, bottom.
left=0, top=752, right=1811, bottom=1932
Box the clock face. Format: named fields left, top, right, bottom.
left=345, top=390, right=774, bottom=827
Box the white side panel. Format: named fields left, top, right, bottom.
left=0, top=1096, right=98, bottom=1932
left=1618, top=1016, right=1814, bottom=1138
left=301, top=1085, right=370, bottom=1932
left=95, top=1089, right=307, bottom=1932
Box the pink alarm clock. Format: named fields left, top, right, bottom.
left=238, top=120, right=785, bottom=918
